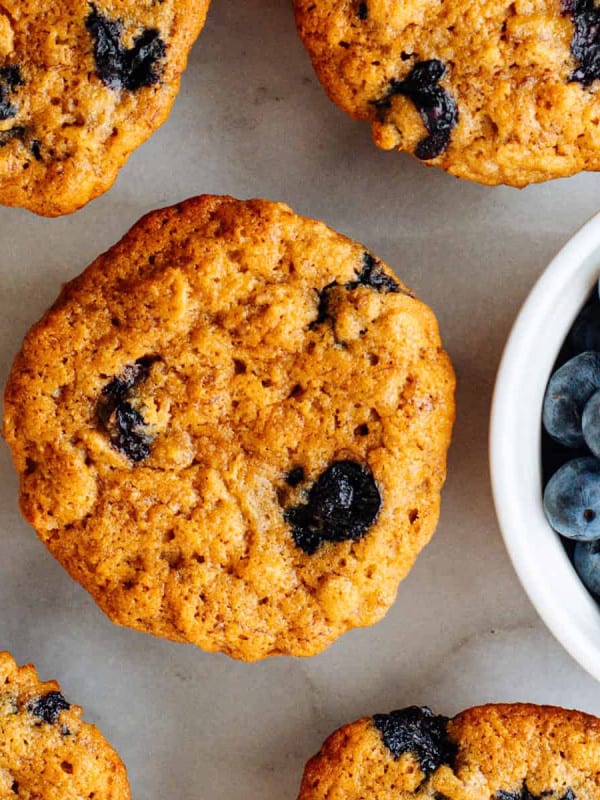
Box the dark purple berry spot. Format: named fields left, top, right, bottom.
left=98, top=355, right=159, bottom=462
left=0, top=126, right=39, bottom=161
left=375, top=59, right=458, bottom=159
left=286, top=466, right=305, bottom=487
left=86, top=5, right=167, bottom=91
left=30, top=139, right=42, bottom=161
left=373, top=706, right=457, bottom=775
left=0, top=126, right=26, bottom=148
left=310, top=281, right=339, bottom=329
left=284, top=460, right=381, bottom=554
left=103, top=356, right=157, bottom=398
left=27, top=692, right=71, bottom=724
left=563, top=0, right=600, bottom=85
left=11, top=781, right=18, bottom=794
left=357, top=2, right=368, bottom=19
left=0, top=65, right=22, bottom=121
left=311, top=254, right=405, bottom=330
left=497, top=788, right=575, bottom=800
left=347, top=253, right=400, bottom=293
left=110, top=403, right=152, bottom=462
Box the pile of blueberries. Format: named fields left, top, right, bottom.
left=543, top=283, right=600, bottom=598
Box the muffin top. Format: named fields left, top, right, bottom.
left=3, top=195, right=455, bottom=660
left=293, top=0, right=600, bottom=187
left=0, top=0, right=208, bottom=215
left=0, top=651, right=130, bottom=800
left=298, top=703, right=600, bottom=800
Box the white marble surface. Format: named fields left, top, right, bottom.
left=2, top=1, right=600, bottom=798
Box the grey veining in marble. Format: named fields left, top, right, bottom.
left=2, top=0, right=600, bottom=798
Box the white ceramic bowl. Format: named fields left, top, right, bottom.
left=490, top=210, right=600, bottom=682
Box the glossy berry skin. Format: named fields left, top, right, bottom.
left=27, top=691, right=71, bottom=724
left=97, top=356, right=157, bottom=462
left=574, top=539, right=600, bottom=597
left=0, top=65, right=22, bottom=121
left=375, top=60, right=458, bottom=160
left=86, top=5, right=166, bottom=92
left=543, top=457, right=600, bottom=540
left=583, top=389, right=600, bottom=457
left=285, top=460, right=382, bottom=554
left=372, top=707, right=456, bottom=775
left=563, top=0, right=600, bottom=86
left=542, top=351, right=600, bottom=448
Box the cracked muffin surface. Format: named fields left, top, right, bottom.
left=3, top=194, right=455, bottom=661
left=297, top=704, right=600, bottom=800
left=0, top=651, right=130, bottom=800
left=293, top=0, right=600, bottom=186
left=0, top=0, right=209, bottom=216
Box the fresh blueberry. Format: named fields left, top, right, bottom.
left=543, top=457, right=600, bottom=540
left=372, top=706, right=457, bottom=775
left=542, top=351, right=600, bottom=448
left=570, top=301, right=600, bottom=353
left=574, top=539, right=600, bottom=596
left=583, top=389, right=600, bottom=456
left=542, top=426, right=590, bottom=489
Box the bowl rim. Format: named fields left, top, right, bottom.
left=490, top=208, right=600, bottom=683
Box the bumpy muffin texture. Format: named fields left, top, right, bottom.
left=293, top=0, right=600, bottom=187
left=3, top=195, right=455, bottom=661
left=0, top=1, right=209, bottom=216
left=0, top=651, right=130, bottom=800
left=298, top=704, right=600, bottom=800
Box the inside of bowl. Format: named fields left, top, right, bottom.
left=492, top=219, right=600, bottom=680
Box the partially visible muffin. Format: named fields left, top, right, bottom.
left=3, top=195, right=455, bottom=660
left=294, top=0, right=600, bottom=187
left=298, top=703, right=600, bottom=800
left=0, top=1, right=209, bottom=215
left=0, top=651, right=130, bottom=800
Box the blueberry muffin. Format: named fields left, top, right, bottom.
left=293, top=0, right=600, bottom=187
left=0, top=1, right=209, bottom=216
left=0, top=651, right=130, bottom=799
left=298, top=704, right=600, bottom=800
left=3, top=195, right=455, bottom=661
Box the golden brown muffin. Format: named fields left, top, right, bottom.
left=0, top=651, right=130, bottom=800
left=298, top=703, right=600, bottom=800
left=293, top=0, right=600, bottom=187
left=3, top=195, right=455, bottom=661
left=0, top=1, right=209, bottom=216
